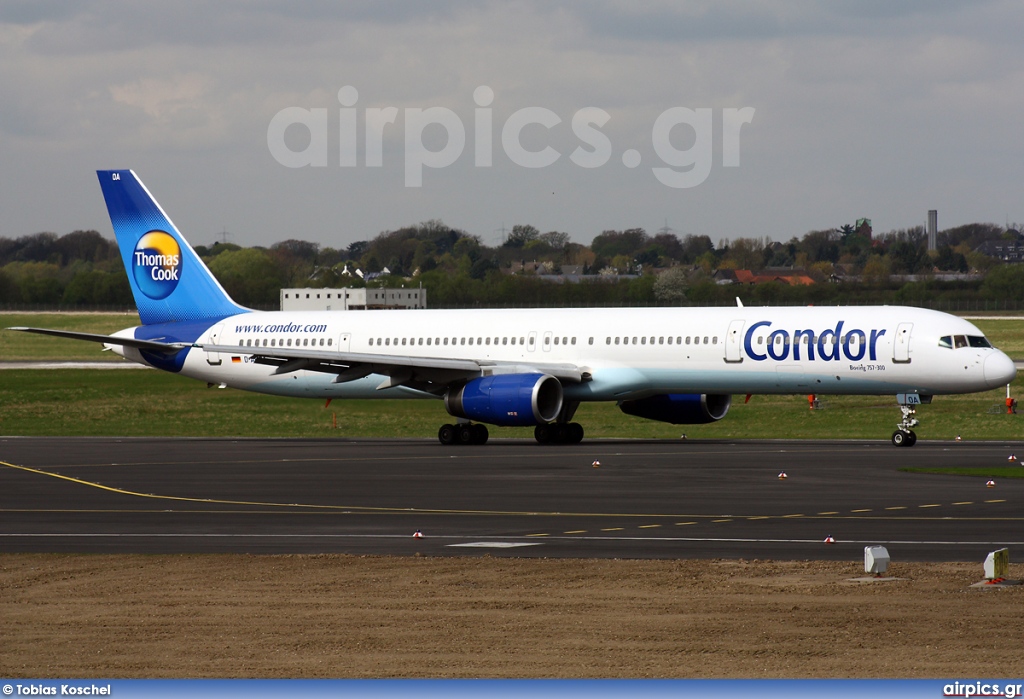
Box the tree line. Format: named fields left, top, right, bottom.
left=2, top=220, right=1023, bottom=309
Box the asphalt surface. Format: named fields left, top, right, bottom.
left=1, top=437, right=1022, bottom=562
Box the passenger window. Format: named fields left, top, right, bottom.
left=703, top=337, right=709, bottom=344
left=563, top=337, right=568, bottom=345
left=320, top=339, right=324, bottom=346
left=444, top=338, right=449, bottom=346
left=712, top=337, right=717, bottom=345
left=686, top=337, right=691, bottom=345
left=614, top=337, right=620, bottom=345
left=641, top=337, right=646, bottom=345
left=327, top=339, right=332, bottom=346
left=605, top=337, right=611, bottom=345
left=954, top=335, right=968, bottom=348
left=385, top=338, right=390, bottom=346
left=461, top=338, right=466, bottom=345
left=554, top=337, right=559, bottom=345
left=667, top=337, right=673, bottom=345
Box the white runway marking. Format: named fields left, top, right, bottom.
left=447, top=542, right=543, bottom=548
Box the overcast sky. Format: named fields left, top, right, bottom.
left=2, top=1, right=1022, bottom=251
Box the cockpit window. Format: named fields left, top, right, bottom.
left=968, top=335, right=992, bottom=348
left=938, top=336, right=952, bottom=349
left=954, top=335, right=968, bottom=349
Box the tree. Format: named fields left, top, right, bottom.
left=653, top=266, right=690, bottom=305
left=591, top=228, right=648, bottom=259
left=503, top=224, right=540, bottom=248
left=981, top=264, right=1024, bottom=302
left=207, top=248, right=283, bottom=306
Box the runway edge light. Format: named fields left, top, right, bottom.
left=986, top=479, right=996, bottom=488
left=865, top=545, right=890, bottom=576
left=413, top=530, right=424, bottom=539
left=823, top=535, right=835, bottom=544
left=778, top=472, right=787, bottom=480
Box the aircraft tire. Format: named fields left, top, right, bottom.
left=534, top=424, right=551, bottom=444
left=891, top=430, right=912, bottom=447
left=567, top=422, right=584, bottom=444
left=457, top=424, right=475, bottom=444
left=471, top=423, right=489, bottom=445
left=438, top=424, right=456, bottom=445
left=906, top=430, right=917, bottom=447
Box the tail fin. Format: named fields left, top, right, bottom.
left=97, top=170, right=247, bottom=326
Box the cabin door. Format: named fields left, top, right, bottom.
left=893, top=323, right=913, bottom=363
left=724, top=320, right=745, bottom=363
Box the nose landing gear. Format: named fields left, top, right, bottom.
left=891, top=404, right=919, bottom=447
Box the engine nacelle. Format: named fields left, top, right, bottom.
left=618, top=393, right=731, bottom=425
left=445, top=373, right=563, bottom=427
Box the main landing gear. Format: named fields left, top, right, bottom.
left=891, top=404, right=919, bottom=447
left=534, top=422, right=585, bottom=445
left=438, top=422, right=489, bottom=445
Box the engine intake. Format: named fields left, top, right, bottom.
left=618, top=393, right=731, bottom=425
left=445, top=373, right=563, bottom=427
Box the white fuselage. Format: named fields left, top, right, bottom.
left=108, top=305, right=1016, bottom=403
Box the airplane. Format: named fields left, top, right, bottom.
left=7, top=170, right=1017, bottom=447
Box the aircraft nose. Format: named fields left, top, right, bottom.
left=984, top=351, right=1017, bottom=387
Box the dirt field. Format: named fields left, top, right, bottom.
left=1, top=554, right=1022, bottom=678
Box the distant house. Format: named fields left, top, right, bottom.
left=976, top=240, right=1024, bottom=262
left=280, top=287, right=426, bottom=311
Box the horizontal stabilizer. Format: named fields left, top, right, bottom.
left=6, top=327, right=189, bottom=355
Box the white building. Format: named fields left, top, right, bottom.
left=280, top=287, right=427, bottom=311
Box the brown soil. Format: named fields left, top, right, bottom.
left=2, top=554, right=1022, bottom=678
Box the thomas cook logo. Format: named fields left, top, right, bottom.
left=133, top=231, right=182, bottom=300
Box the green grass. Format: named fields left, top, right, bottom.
left=0, top=369, right=1020, bottom=440
left=1, top=313, right=141, bottom=361
left=900, top=466, right=1024, bottom=479
left=971, top=318, right=1024, bottom=359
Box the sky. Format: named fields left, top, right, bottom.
left=1, top=1, right=1022, bottom=251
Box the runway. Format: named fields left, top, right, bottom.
left=1, top=437, right=1022, bottom=561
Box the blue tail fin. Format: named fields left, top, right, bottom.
left=97, top=170, right=247, bottom=326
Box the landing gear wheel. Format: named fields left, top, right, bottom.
left=534, top=424, right=551, bottom=444
left=535, top=422, right=584, bottom=444
left=891, top=430, right=916, bottom=447
left=438, top=424, right=456, bottom=445
left=471, top=423, right=489, bottom=445
left=457, top=423, right=475, bottom=444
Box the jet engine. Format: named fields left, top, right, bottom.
left=445, top=373, right=563, bottom=427
left=618, top=393, right=731, bottom=424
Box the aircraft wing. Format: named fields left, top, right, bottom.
left=6, top=327, right=191, bottom=355
left=198, top=343, right=589, bottom=393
